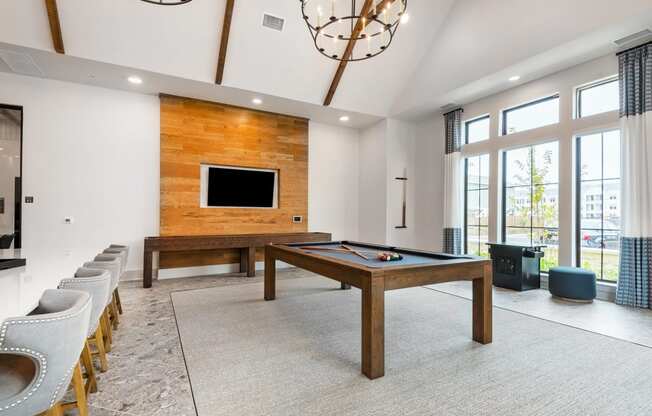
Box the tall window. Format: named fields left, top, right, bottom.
left=465, top=115, right=490, bottom=144
left=502, top=95, right=560, bottom=135
left=576, top=130, right=621, bottom=282
left=576, top=77, right=619, bottom=118
left=503, top=141, right=559, bottom=271
left=465, top=154, right=489, bottom=257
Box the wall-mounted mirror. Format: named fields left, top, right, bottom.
left=0, top=105, right=22, bottom=249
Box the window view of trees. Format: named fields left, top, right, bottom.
left=459, top=75, right=621, bottom=281
left=577, top=130, right=621, bottom=282
left=464, top=154, right=490, bottom=257
left=503, top=142, right=559, bottom=271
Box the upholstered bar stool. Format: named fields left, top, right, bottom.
left=0, top=289, right=91, bottom=416
left=102, top=246, right=129, bottom=315
left=59, top=269, right=112, bottom=393
left=108, top=243, right=129, bottom=257
left=84, top=255, right=121, bottom=331
left=74, top=267, right=113, bottom=361
left=94, top=252, right=124, bottom=320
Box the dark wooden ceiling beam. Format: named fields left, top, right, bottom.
left=215, top=0, right=235, bottom=85
left=323, top=0, right=375, bottom=106
left=44, top=0, right=65, bottom=54
left=366, top=0, right=398, bottom=19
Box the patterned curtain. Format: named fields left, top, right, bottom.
left=443, top=109, right=463, bottom=254
left=616, top=42, right=652, bottom=309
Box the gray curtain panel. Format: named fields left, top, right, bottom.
left=616, top=42, right=652, bottom=309
left=443, top=108, right=463, bottom=255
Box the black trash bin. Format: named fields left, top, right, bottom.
left=486, top=243, right=545, bottom=291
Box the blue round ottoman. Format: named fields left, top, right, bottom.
left=548, top=267, right=596, bottom=302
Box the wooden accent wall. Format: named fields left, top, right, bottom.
left=159, top=95, right=309, bottom=268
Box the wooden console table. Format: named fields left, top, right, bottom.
left=142, top=232, right=331, bottom=288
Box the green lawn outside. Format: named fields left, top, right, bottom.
left=467, top=242, right=619, bottom=282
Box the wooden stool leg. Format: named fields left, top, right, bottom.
left=48, top=402, right=64, bottom=416
left=114, top=288, right=123, bottom=314
left=94, top=324, right=109, bottom=372
left=80, top=342, right=97, bottom=394
left=110, top=296, right=120, bottom=329
left=63, top=362, right=89, bottom=416
left=39, top=402, right=63, bottom=416
left=101, top=310, right=112, bottom=352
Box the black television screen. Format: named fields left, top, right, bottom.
left=206, top=166, right=277, bottom=208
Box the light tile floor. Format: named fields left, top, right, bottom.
left=428, top=281, right=652, bottom=348
left=74, top=270, right=652, bottom=415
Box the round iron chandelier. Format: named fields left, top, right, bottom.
left=301, top=0, right=408, bottom=62
left=139, top=0, right=192, bottom=5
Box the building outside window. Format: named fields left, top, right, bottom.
left=464, top=154, right=490, bottom=257
left=576, top=130, right=621, bottom=282
left=502, top=141, right=559, bottom=271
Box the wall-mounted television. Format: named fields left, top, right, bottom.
left=200, top=164, right=278, bottom=208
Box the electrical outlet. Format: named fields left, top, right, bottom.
left=292, top=215, right=303, bottom=223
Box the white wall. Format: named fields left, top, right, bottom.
left=414, top=117, right=445, bottom=251
left=0, top=71, right=368, bottom=299
left=358, top=120, right=388, bottom=244
left=0, top=72, right=160, bottom=303
left=386, top=119, right=417, bottom=248
left=308, top=121, right=359, bottom=240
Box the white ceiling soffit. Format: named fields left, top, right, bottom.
left=0, top=42, right=383, bottom=129
left=391, top=0, right=652, bottom=120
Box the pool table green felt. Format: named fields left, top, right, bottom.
left=291, top=241, right=474, bottom=268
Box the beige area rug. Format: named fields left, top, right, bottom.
left=171, top=276, right=652, bottom=416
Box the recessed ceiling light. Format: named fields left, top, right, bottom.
left=339, top=115, right=350, bottom=122
left=400, top=13, right=410, bottom=24
left=127, top=76, right=143, bottom=85
left=508, top=75, right=521, bottom=82
left=252, top=98, right=263, bottom=105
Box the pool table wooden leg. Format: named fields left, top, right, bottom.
left=472, top=263, right=493, bottom=344
left=264, top=253, right=276, bottom=301
left=361, top=276, right=385, bottom=379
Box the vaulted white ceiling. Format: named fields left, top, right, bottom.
left=1, top=0, right=652, bottom=123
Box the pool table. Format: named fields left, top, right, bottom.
left=264, top=241, right=493, bottom=379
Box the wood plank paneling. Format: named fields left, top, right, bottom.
left=159, top=95, right=309, bottom=268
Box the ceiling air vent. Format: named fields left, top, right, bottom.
left=440, top=103, right=459, bottom=112
left=262, top=13, right=285, bottom=32
left=0, top=49, right=43, bottom=77
left=614, top=29, right=652, bottom=52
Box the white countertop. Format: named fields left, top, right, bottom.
left=0, top=248, right=81, bottom=322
